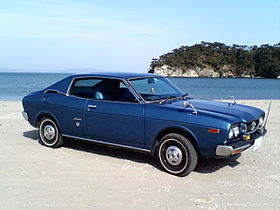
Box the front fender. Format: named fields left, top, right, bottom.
left=145, top=120, right=200, bottom=152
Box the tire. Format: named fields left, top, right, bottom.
left=157, top=133, right=198, bottom=176
left=38, top=117, right=63, bottom=148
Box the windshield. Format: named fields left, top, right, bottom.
left=129, top=77, right=184, bottom=102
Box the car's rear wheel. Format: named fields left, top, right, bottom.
left=157, top=133, right=197, bottom=176
left=38, top=117, right=63, bottom=148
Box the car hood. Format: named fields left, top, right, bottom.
left=164, top=99, right=265, bottom=123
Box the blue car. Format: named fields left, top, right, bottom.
left=22, top=72, right=267, bottom=176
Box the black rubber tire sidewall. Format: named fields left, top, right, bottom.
left=157, top=133, right=198, bottom=176
left=38, top=118, right=63, bottom=148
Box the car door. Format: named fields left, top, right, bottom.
left=84, top=78, right=145, bottom=148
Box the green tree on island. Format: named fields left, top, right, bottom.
left=149, top=42, right=280, bottom=78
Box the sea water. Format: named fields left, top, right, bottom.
left=0, top=72, right=71, bottom=100
left=169, top=77, right=280, bottom=100
left=0, top=72, right=279, bottom=100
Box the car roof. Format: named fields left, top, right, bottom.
left=46, top=72, right=162, bottom=93
left=69, top=72, right=159, bottom=80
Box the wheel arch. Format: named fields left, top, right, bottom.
left=152, top=126, right=200, bottom=156
left=35, top=111, right=61, bottom=130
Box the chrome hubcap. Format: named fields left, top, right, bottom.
left=166, top=146, right=183, bottom=166
left=44, top=125, right=55, bottom=140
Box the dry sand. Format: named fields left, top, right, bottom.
left=0, top=100, right=279, bottom=209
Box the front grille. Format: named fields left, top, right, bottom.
left=245, top=117, right=264, bottom=135
left=246, top=119, right=258, bottom=132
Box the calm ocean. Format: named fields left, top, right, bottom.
left=0, top=72, right=279, bottom=100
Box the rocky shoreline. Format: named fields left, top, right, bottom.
left=153, top=64, right=254, bottom=78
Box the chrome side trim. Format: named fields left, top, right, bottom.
left=44, top=89, right=66, bottom=95
left=127, top=75, right=162, bottom=80
left=22, top=111, right=29, bottom=121
left=216, top=144, right=251, bottom=156
left=122, top=79, right=145, bottom=104
left=62, top=134, right=151, bottom=153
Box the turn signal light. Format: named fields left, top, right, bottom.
left=232, top=149, right=241, bottom=155
left=208, top=128, right=220, bottom=134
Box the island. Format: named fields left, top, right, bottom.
left=148, top=42, right=280, bottom=78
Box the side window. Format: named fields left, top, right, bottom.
left=69, top=78, right=102, bottom=99
left=69, top=78, right=137, bottom=103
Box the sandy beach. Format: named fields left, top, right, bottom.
left=0, top=100, right=279, bottom=209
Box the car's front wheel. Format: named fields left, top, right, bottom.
left=157, top=133, right=197, bottom=176
left=38, top=117, right=63, bottom=148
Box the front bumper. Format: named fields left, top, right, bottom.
left=216, top=144, right=251, bottom=156
left=22, top=111, right=29, bottom=121
left=215, top=129, right=267, bottom=157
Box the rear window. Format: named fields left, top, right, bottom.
left=72, top=79, right=102, bottom=87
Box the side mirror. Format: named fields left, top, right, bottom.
left=183, top=101, right=198, bottom=114
left=183, top=101, right=189, bottom=108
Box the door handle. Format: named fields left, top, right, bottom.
left=87, top=105, right=97, bottom=110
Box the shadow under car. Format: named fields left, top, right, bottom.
left=23, top=129, right=241, bottom=175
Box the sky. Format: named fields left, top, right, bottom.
left=0, top=0, right=279, bottom=73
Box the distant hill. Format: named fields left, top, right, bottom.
left=148, top=42, right=280, bottom=78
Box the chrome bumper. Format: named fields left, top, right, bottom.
left=22, top=111, right=29, bottom=121
left=216, top=144, right=251, bottom=156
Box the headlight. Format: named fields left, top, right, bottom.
left=232, top=125, right=240, bottom=137
left=258, top=117, right=264, bottom=127
left=228, top=124, right=243, bottom=139
left=228, top=128, right=234, bottom=139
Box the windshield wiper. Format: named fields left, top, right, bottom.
left=182, top=93, right=189, bottom=99
left=159, top=93, right=189, bottom=105
left=159, top=96, right=178, bottom=104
